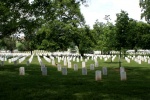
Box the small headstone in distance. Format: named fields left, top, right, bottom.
left=42, top=67, right=47, bottom=76
left=76, top=58, right=79, bottom=62
left=102, top=67, right=107, bottom=75
left=62, top=67, right=67, bottom=75
left=64, top=59, right=67, bottom=66
left=57, top=64, right=61, bottom=71
left=95, top=61, right=99, bottom=67
left=82, top=62, right=86, bottom=68
left=26, top=60, right=30, bottom=66
left=82, top=67, right=87, bottom=75
left=52, top=60, right=55, bottom=66
left=120, top=71, right=127, bottom=81
left=14, top=61, right=17, bottom=66
left=90, top=64, right=95, bottom=70
left=95, top=70, right=102, bottom=81
left=74, top=64, right=78, bottom=71
left=68, top=62, right=72, bottom=68
left=19, top=67, right=25, bottom=75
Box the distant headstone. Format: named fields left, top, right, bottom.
left=82, top=62, right=86, bottom=68
left=52, top=60, right=55, bottom=66
left=148, top=59, right=150, bottom=64
left=42, top=67, right=47, bottom=75
left=120, top=71, right=127, bottom=81
left=90, top=64, right=94, bottom=70
left=95, top=70, right=102, bottom=81
left=8, top=59, right=11, bottom=63
left=74, top=64, right=78, bottom=71
left=62, top=67, right=67, bottom=75
left=57, top=64, right=61, bottom=71
left=19, top=67, right=25, bottom=75
left=26, top=60, right=30, bottom=66
left=68, top=62, right=72, bottom=68
left=58, top=58, right=60, bottom=63
left=82, top=67, right=87, bottom=75
left=85, top=59, right=88, bottom=62
left=76, top=58, right=79, bottom=62
left=64, top=59, right=67, bottom=66
left=14, top=61, right=17, bottom=66
left=95, top=61, right=99, bottom=67
left=102, top=67, right=107, bottom=75
left=80, top=56, right=83, bottom=61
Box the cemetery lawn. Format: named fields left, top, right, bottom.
left=0, top=56, right=150, bottom=100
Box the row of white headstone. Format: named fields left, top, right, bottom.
left=127, top=55, right=150, bottom=64
left=19, top=66, right=126, bottom=81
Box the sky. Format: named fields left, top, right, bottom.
left=80, top=0, right=145, bottom=28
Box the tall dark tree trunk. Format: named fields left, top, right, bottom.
left=79, top=49, right=84, bottom=57
left=110, top=49, right=112, bottom=62
left=30, top=49, right=32, bottom=55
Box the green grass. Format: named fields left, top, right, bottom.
left=0, top=56, right=150, bottom=100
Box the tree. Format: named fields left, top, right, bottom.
left=93, top=20, right=106, bottom=51
left=0, top=0, right=30, bottom=39
left=0, top=36, right=16, bottom=52
left=35, top=0, right=85, bottom=52
left=139, top=0, right=150, bottom=23
left=115, top=10, right=129, bottom=67
left=76, top=25, right=96, bottom=57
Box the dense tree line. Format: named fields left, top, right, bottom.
left=0, top=0, right=150, bottom=55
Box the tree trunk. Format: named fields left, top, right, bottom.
left=110, top=50, right=112, bottom=62
left=30, top=49, right=32, bottom=55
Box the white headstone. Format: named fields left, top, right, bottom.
left=120, top=71, right=127, bottom=81
left=42, top=67, right=47, bottom=75
left=62, top=67, right=67, bottom=75
left=90, top=64, right=95, bottom=70
left=57, top=64, right=61, bottom=71
left=82, top=62, right=86, bottom=68
left=14, top=61, right=17, bottom=66
left=52, top=60, right=55, bottom=66
left=102, top=67, right=107, bottom=75
left=148, top=59, right=150, bottom=64
left=95, top=61, right=99, bottom=67
left=95, top=70, right=102, bottom=81
left=41, top=64, right=45, bottom=71
left=19, top=67, right=25, bottom=75
left=120, top=67, right=125, bottom=74
left=82, top=67, right=87, bottom=75
left=76, top=57, right=79, bottom=62
left=80, top=56, right=83, bottom=61
left=26, top=60, right=30, bottom=66
left=74, top=64, right=78, bottom=71
left=68, top=62, right=72, bottom=68
left=64, top=59, right=67, bottom=66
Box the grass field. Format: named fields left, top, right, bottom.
left=0, top=55, right=150, bottom=100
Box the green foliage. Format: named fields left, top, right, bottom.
left=17, top=43, right=26, bottom=51
left=77, top=26, right=96, bottom=55
left=139, top=0, right=150, bottom=23
left=0, top=37, right=16, bottom=52
left=115, top=10, right=129, bottom=50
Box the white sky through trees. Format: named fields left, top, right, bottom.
left=80, top=0, right=145, bottom=28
